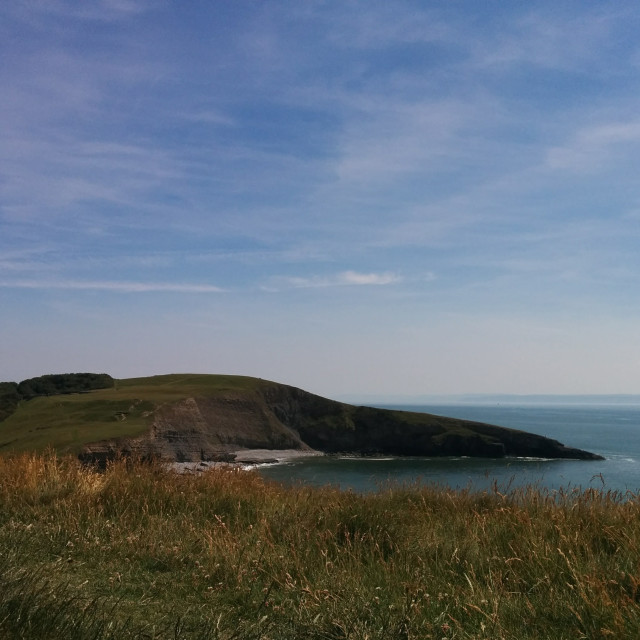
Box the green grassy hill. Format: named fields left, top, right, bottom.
left=0, top=374, right=269, bottom=454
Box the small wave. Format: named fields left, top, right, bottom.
left=606, top=454, right=636, bottom=463
left=338, top=456, right=395, bottom=461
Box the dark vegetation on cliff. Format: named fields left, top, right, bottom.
left=0, top=373, right=602, bottom=461
left=17, top=372, right=114, bottom=399
left=0, top=382, right=21, bottom=423
left=0, top=373, right=114, bottom=423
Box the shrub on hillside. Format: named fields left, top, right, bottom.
left=0, top=382, right=21, bottom=423
left=16, top=373, right=114, bottom=399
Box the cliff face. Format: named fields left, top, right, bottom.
left=79, top=390, right=311, bottom=465
left=79, top=380, right=603, bottom=464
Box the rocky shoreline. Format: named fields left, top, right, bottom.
left=169, top=448, right=323, bottom=473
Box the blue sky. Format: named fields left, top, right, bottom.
left=2, top=0, right=640, bottom=398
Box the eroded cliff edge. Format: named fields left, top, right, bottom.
left=79, top=379, right=604, bottom=464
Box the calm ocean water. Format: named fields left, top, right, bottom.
left=258, top=404, right=640, bottom=494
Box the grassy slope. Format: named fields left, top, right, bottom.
left=0, top=453, right=639, bottom=640
left=0, top=374, right=270, bottom=455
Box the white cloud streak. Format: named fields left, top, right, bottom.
left=266, top=271, right=402, bottom=291
left=0, top=280, right=224, bottom=293
left=3, top=0, right=154, bottom=25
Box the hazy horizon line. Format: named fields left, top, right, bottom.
left=339, top=393, right=640, bottom=406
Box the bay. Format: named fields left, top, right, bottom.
left=258, top=403, right=640, bottom=494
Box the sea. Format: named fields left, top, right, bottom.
left=258, top=402, right=640, bottom=494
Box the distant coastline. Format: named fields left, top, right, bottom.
left=340, top=394, right=640, bottom=406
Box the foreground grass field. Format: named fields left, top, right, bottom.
left=1, top=454, right=639, bottom=639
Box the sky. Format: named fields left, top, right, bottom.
left=2, top=0, right=640, bottom=399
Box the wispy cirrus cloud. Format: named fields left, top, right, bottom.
left=334, top=99, right=485, bottom=187
left=319, top=3, right=453, bottom=50
left=472, top=8, right=621, bottom=72
left=0, top=280, right=224, bottom=293
left=546, top=120, right=640, bottom=173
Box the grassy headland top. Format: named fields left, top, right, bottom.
left=0, top=373, right=603, bottom=461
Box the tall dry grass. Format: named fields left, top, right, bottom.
left=0, top=451, right=639, bottom=639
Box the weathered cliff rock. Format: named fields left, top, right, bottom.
left=79, top=380, right=604, bottom=464
left=79, top=391, right=312, bottom=465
